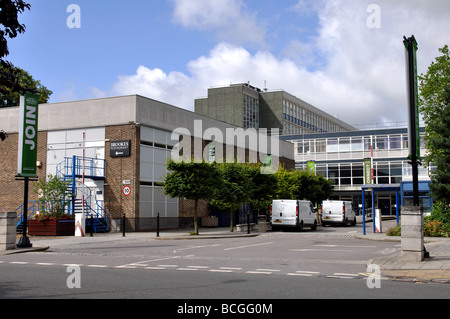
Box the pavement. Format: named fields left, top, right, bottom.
left=2, top=218, right=450, bottom=283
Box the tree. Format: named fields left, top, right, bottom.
left=419, top=45, right=450, bottom=204
left=247, top=164, right=278, bottom=216
left=426, top=87, right=450, bottom=204
left=0, top=63, right=53, bottom=107
left=0, top=0, right=31, bottom=59
left=33, top=174, right=73, bottom=220
left=164, top=160, right=220, bottom=235
left=0, top=1, right=52, bottom=108
left=213, top=162, right=253, bottom=232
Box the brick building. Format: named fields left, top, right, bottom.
left=0, top=95, right=294, bottom=232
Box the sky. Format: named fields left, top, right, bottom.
left=5, top=0, right=450, bottom=128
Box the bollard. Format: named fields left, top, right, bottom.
left=156, top=213, right=160, bottom=237
left=90, top=215, right=94, bottom=237
left=122, top=213, right=126, bottom=237
left=247, top=213, right=250, bottom=234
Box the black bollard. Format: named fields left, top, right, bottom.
left=156, top=213, right=160, bottom=237
left=247, top=212, right=250, bottom=234
left=122, top=213, right=126, bottom=237
left=90, top=214, right=94, bottom=237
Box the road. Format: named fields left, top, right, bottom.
left=0, top=223, right=448, bottom=301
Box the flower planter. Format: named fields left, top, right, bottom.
left=28, top=219, right=75, bottom=236
left=201, top=217, right=219, bottom=228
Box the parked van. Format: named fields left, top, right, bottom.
left=321, top=200, right=356, bottom=226
left=270, top=200, right=317, bottom=231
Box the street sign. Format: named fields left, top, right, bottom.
left=110, top=140, right=131, bottom=157
left=17, top=93, right=39, bottom=178
left=123, top=186, right=131, bottom=196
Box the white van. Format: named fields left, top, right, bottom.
left=270, top=200, right=317, bottom=231
left=321, top=200, right=356, bottom=226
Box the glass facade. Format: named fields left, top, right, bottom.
left=140, top=127, right=178, bottom=219
left=284, top=128, right=433, bottom=214
left=243, top=94, right=259, bottom=130
left=282, top=99, right=349, bottom=135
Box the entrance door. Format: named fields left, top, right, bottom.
left=378, top=197, right=391, bottom=215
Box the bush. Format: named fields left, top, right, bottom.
left=426, top=202, right=450, bottom=237
left=424, top=219, right=448, bottom=237
left=386, top=224, right=401, bottom=237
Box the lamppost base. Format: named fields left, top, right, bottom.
left=17, top=236, right=33, bottom=248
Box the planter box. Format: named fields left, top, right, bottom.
left=29, top=219, right=75, bottom=236
left=202, top=217, right=219, bottom=228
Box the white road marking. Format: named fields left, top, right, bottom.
left=224, top=242, right=274, bottom=251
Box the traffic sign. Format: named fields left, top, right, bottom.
left=123, top=186, right=131, bottom=196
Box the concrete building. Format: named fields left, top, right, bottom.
left=195, top=83, right=356, bottom=134
left=281, top=127, right=433, bottom=216
left=0, top=95, right=294, bottom=232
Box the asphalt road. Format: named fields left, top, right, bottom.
left=1, top=224, right=449, bottom=301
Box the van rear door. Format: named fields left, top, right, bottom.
left=271, top=200, right=297, bottom=227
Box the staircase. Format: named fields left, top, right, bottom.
left=57, top=155, right=110, bottom=233
left=16, top=156, right=110, bottom=234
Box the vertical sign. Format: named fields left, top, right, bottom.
left=364, top=158, right=373, bottom=185
left=307, top=161, right=316, bottom=175
left=17, top=93, right=39, bottom=178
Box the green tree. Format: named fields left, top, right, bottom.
left=274, top=166, right=298, bottom=200
left=247, top=164, right=278, bottom=216
left=419, top=45, right=450, bottom=204
left=164, top=160, right=220, bottom=235
left=0, top=63, right=53, bottom=107
left=33, top=174, right=73, bottom=220
left=213, top=162, right=253, bottom=232
left=0, top=0, right=31, bottom=59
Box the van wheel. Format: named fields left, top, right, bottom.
left=351, top=217, right=356, bottom=226
left=311, top=220, right=317, bottom=231
left=297, top=221, right=304, bottom=232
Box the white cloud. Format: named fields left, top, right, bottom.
left=107, top=0, right=450, bottom=128
left=171, top=0, right=266, bottom=47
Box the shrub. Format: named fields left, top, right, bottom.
left=386, top=224, right=401, bottom=236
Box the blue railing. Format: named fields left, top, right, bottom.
left=56, top=156, right=105, bottom=180
left=15, top=201, right=41, bottom=227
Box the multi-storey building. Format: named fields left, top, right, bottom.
left=282, top=127, right=433, bottom=216
left=195, top=83, right=356, bottom=134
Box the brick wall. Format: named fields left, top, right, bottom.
left=0, top=131, right=47, bottom=213
left=104, top=124, right=140, bottom=231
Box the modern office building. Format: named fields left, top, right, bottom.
left=195, top=83, right=356, bottom=134
left=281, top=127, right=433, bottom=215
left=0, top=95, right=294, bottom=232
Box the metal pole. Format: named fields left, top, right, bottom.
left=122, top=213, right=126, bottom=237
left=362, top=188, right=366, bottom=236
left=17, top=177, right=32, bottom=248
left=90, top=214, right=94, bottom=237
left=156, top=213, right=160, bottom=237
left=247, top=212, right=250, bottom=234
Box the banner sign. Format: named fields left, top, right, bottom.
left=17, top=93, right=39, bottom=178
left=307, top=161, right=315, bottom=175
left=364, top=158, right=373, bottom=185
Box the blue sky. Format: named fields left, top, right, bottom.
left=6, top=0, right=450, bottom=127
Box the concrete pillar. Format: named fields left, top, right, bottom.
left=0, top=212, right=17, bottom=251
left=401, top=206, right=424, bottom=262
